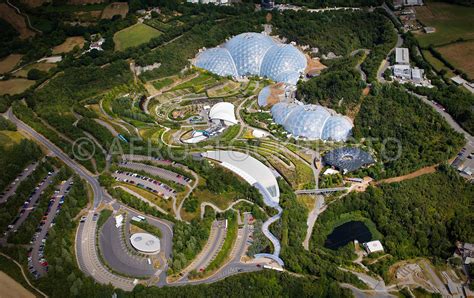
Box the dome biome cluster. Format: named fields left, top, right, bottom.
left=194, top=32, right=307, bottom=85
left=271, top=102, right=353, bottom=141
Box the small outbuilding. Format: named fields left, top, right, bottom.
left=363, top=240, right=384, bottom=254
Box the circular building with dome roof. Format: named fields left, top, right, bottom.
left=194, top=32, right=307, bottom=85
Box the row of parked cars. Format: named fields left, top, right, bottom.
left=27, top=180, right=71, bottom=279
left=5, top=172, right=54, bottom=234
left=0, top=164, right=36, bottom=200
left=114, top=170, right=177, bottom=197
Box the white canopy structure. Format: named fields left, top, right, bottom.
left=130, top=233, right=161, bottom=254
left=202, top=150, right=279, bottom=205
left=208, top=102, right=238, bottom=126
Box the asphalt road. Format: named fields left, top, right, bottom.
left=31, top=179, right=72, bottom=277
left=0, top=162, right=38, bottom=204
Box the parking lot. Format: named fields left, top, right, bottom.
left=28, top=178, right=72, bottom=279
left=112, top=171, right=176, bottom=199
left=4, top=171, right=57, bottom=237
left=0, top=162, right=38, bottom=204
left=118, top=161, right=192, bottom=186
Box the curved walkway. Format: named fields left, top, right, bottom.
left=199, top=199, right=255, bottom=219
left=257, top=205, right=284, bottom=266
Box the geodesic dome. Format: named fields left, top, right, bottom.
left=194, top=32, right=307, bottom=85
left=257, top=86, right=271, bottom=107
left=270, top=103, right=353, bottom=141
left=224, top=32, right=275, bottom=75
left=321, top=116, right=353, bottom=142
left=195, top=48, right=238, bottom=77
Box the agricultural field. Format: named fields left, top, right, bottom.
left=436, top=41, right=474, bottom=78
left=101, top=2, right=129, bottom=19
left=0, top=54, right=22, bottom=74
left=0, top=3, right=35, bottom=39
left=0, top=79, right=35, bottom=95
left=421, top=50, right=456, bottom=78
left=13, top=62, right=56, bottom=78
left=415, top=2, right=474, bottom=47
left=113, top=23, right=162, bottom=51
left=52, top=36, right=85, bottom=54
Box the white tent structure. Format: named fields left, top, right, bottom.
left=208, top=102, right=238, bottom=126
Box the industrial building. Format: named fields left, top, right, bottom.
left=194, top=32, right=307, bottom=85
left=363, top=240, right=384, bottom=254
left=395, top=48, right=410, bottom=65
left=271, top=102, right=353, bottom=141
left=323, top=147, right=374, bottom=173
left=201, top=150, right=280, bottom=206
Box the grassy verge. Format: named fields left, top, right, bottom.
left=131, top=220, right=162, bottom=238
left=97, top=209, right=113, bottom=230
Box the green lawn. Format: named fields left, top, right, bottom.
left=421, top=50, right=456, bottom=78
left=114, top=23, right=162, bottom=51
left=415, top=2, right=474, bottom=47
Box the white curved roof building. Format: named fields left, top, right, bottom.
left=195, top=32, right=307, bottom=85
left=130, top=233, right=161, bottom=254
left=271, top=102, right=353, bottom=141
left=209, top=102, right=238, bottom=126
left=202, top=150, right=279, bottom=205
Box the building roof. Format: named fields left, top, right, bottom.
left=270, top=102, right=353, bottom=141
left=202, top=150, right=280, bottom=205
left=395, top=47, right=410, bottom=64
left=364, top=240, right=384, bottom=253
left=194, top=32, right=307, bottom=85
left=208, top=102, right=238, bottom=125
left=323, top=147, right=374, bottom=173
left=130, top=233, right=161, bottom=253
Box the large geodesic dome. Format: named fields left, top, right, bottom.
left=194, top=32, right=307, bottom=85
left=271, top=103, right=353, bottom=141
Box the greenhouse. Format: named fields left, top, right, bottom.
left=194, top=32, right=307, bottom=85
left=270, top=103, right=353, bottom=141
left=323, top=147, right=375, bottom=173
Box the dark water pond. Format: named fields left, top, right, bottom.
left=324, top=221, right=372, bottom=250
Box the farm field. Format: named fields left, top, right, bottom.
left=0, top=271, right=34, bottom=298
left=13, top=62, right=56, bottom=78
left=0, top=79, right=35, bottom=95
left=113, top=23, right=162, bottom=51
left=101, top=2, right=129, bottom=19
left=0, top=3, right=35, bottom=39
left=415, top=2, right=474, bottom=47
left=0, top=54, right=22, bottom=74
left=52, top=36, right=85, bottom=54
left=421, top=50, right=456, bottom=78
left=436, top=41, right=474, bottom=78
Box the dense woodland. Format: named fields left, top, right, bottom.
left=298, top=54, right=365, bottom=114
left=354, top=84, right=464, bottom=178
left=315, top=165, right=474, bottom=261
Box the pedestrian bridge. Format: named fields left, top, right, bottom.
left=295, top=187, right=349, bottom=195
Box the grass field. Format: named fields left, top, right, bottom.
left=415, top=2, right=474, bottom=47
left=0, top=79, right=35, bottom=95
left=436, top=41, right=474, bottom=78
left=14, top=62, right=56, bottom=78
left=0, top=54, right=22, bottom=74
left=52, top=36, right=85, bottom=54
left=421, top=50, right=456, bottom=77
left=113, top=23, right=162, bottom=51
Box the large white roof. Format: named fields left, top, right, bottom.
left=202, top=150, right=279, bottom=205
left=130, top=233, right=161, bottom=253
left=209, top=102, right=238, bottom=125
